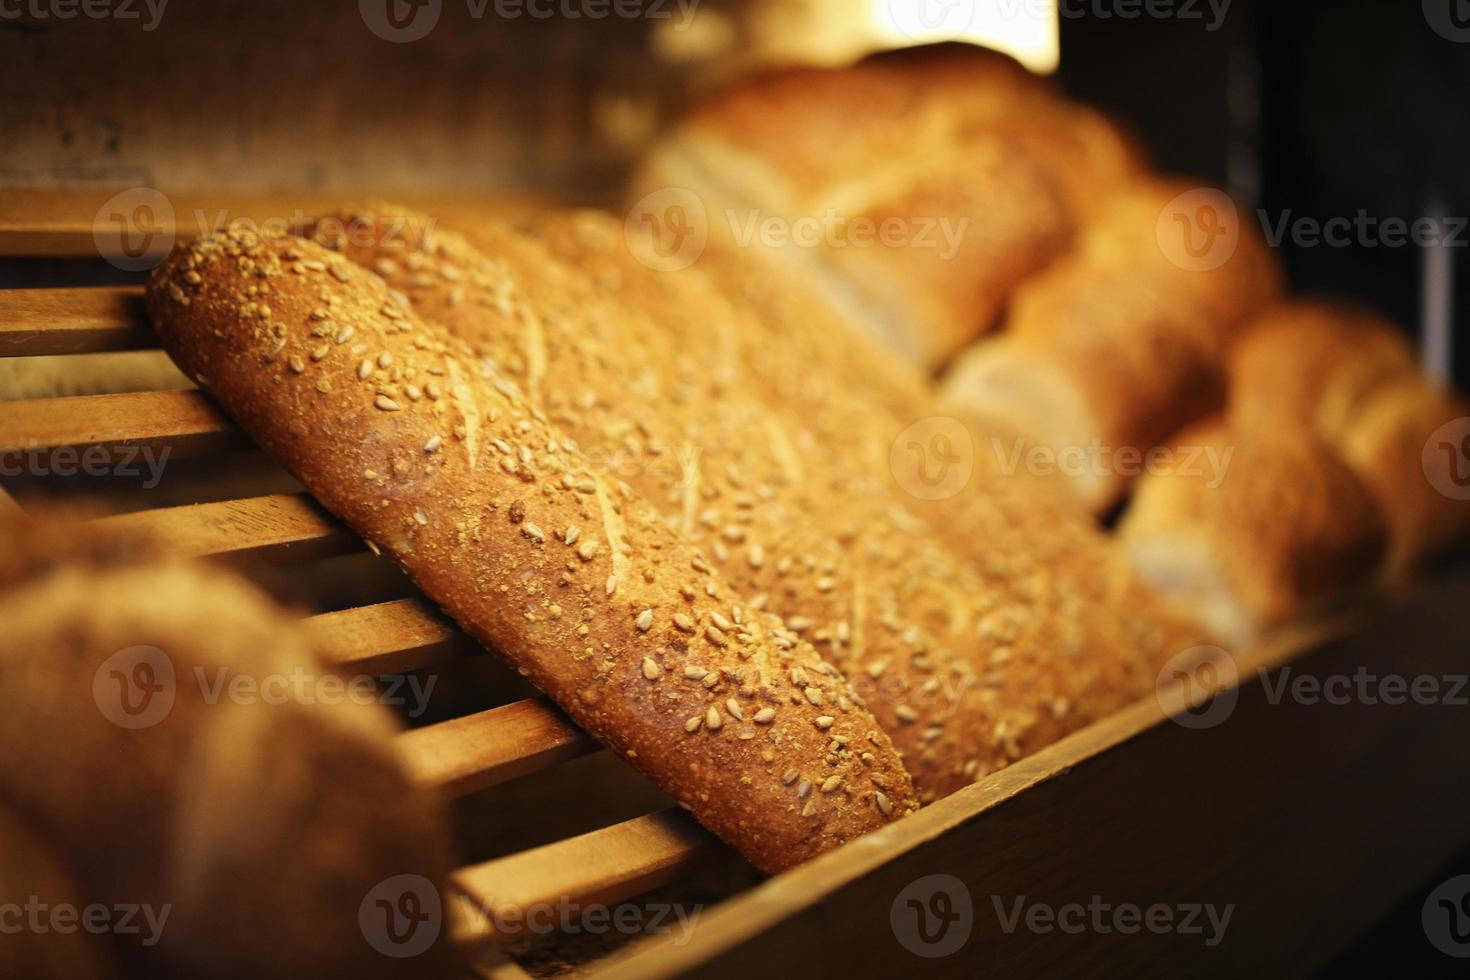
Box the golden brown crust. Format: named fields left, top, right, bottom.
left=349, top=204, right=1209, bottom=796
left=1229, top=300, right=1418, bottom=439
left=1119, top=418, right=1387, bottom=643
left=631, top=43, right=1148, bottom=368
left=1336, top=376, right=1470, bottom=578
left=0, top=512, right=455, bottom=978
left=301, top=205, right=1040, bottom=799
left=146, top=225, right=916, bottom=873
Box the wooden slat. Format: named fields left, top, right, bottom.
left=0, top=287, right=151, bottom=356
left=401, top=697, right=597, bottom=798
left=0, top=189, right=566, bottom=258
left=306, top=598, right=460, bottom=674
left=451, top=810, right=715, bottom=946
left=91, top=493, right=355, bottom=564
left=0, top=389, right=234, bottom=465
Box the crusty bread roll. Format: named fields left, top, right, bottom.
left=147, top=225, right=917, bottom=872
left=1229, top=301, right=1418, bottom=439
left=632, top=44, right=1143, bottom=367
left=298, top=205, right=1097, bottom=800
left=1340, top=377, right=1470, bottom=578
left=1118, top=417, right=1387, bottom=646
left=0, top=805, right=117, bottom=980
left=942, top=177, right=1283, bottom=513
left=1230, top=301, right=1470, bottom=578
left=0, top=513, right=455, bottom=978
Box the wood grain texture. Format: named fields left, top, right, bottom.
left=90, top=493, right=356, bottom=564
left=0, top=287, right=151, bottom=357
left=0, top=389, right=233, bottom=463
left=453, top=810, right=716, bottom=946
left=305, top=598, right=459, bottom=673
left=400, top=697, right=597, bottom=799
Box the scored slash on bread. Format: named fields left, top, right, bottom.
left=145, top=223, right=918, bottom=874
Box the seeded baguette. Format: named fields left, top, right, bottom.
left=306, top=205, right=1205, bottom=800
left=303, top=206, right=1037, bottom=798
left=147, top=226, right=916, bottom=872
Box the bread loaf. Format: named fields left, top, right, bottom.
left=301, top=205, right=1066, bottom=799
left=0, top=512, right=455, bottom=978
left=943, top=178, right=1283, bottom=513
left=301, top=204, right=1209, bottom=801
left=147, top=225, right=917, bottom=872
left=1230, top=301, right=1470, bottom=577
left=1118, top=417, right=1388, bottom=646
left=631, top=44, right=1143, bottom=367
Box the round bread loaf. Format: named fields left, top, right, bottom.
left=0, top=513, right=456, bottom=978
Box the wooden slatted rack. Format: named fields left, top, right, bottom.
left=0, top=211, right=723, bottom=967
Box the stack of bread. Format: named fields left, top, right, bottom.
left=639, top=42, right=1470, bottom=648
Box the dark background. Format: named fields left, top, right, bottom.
left=1060, top=0, right=1470, bottom=387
